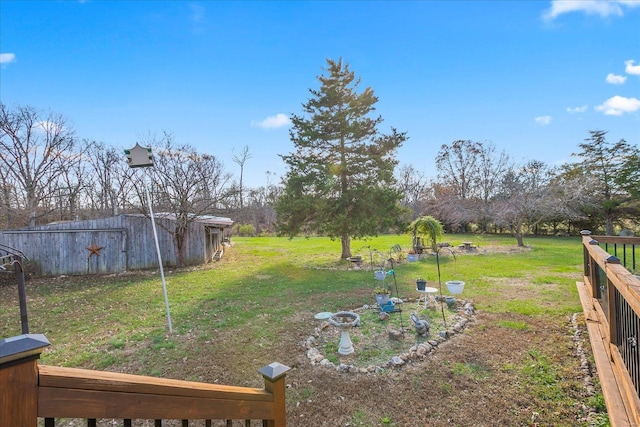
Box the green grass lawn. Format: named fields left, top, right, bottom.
left=1, top=233, right=601, bottom=425
left=1, top=233, right=582, bottom=368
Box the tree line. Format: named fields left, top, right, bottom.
left=1, top=59, right=638, bottom=260
left=398, top=133, right=639, bottom=246
left=274, top=59, right=639, bottom=255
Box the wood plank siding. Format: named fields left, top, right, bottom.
left=0, top=214, right=231, bottom=276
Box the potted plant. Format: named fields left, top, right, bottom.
left=374, top=270, right=387, bottom=280
left=407, top=250, right=419, bottom=263
left=446, top=280, right=465, bottom=294
left=416, top=277, right=427, bottom=291
left=373, top=286, right=391, bottom=305
left=408, top=215, right=448, bottom=323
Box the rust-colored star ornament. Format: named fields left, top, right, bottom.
left=86, top=242, right=104, bottom=257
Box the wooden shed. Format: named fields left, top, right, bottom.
left=0, top=214, right=233, bottom=276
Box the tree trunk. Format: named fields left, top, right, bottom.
left=27, top=191, right=37, bottom=227
left=174, top=227, right=187, bottom=268
left=510, top=222, right=525, bottom=247
left=340, top=234, right=352, bottom=259
left=605, top=214, right=614, bottom=236
left=110, top=190, right=118, bottom=216
left=1, top=185, right=11, bottom=228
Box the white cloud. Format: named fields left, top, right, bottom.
left=595, top=95, right=640, bottom=115
left=625, top=59, right=640, bottom=75
left=534, top=116, right=552, bottom=125
left=606, top=73, right=627, bottom=84
left=33, top=120, right=65, bottom=134
left=0, top=53, right=16, bottom=64
left=566, top=105, right=588, bottom=113
left=251, top=113, right=291, bottom=129
left=543, top=0, right=640, bottom=21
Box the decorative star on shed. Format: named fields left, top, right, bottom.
left=86, top=242, right=104, bottom=257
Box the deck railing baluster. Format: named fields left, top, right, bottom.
left=578, top=231, right=640, bottom=425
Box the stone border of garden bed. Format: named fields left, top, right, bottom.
left=304, top=298, right=476, bottom=374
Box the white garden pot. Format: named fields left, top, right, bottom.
left=374, top=270, right=386, bottom=280
left=446, top=280, right=465, bottom=295
left=375, top=293, right=390, bottom=305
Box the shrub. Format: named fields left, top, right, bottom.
left=235, top=223, right=256, bottom=237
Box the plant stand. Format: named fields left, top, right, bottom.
left=416, top=287, right=438, bottom=309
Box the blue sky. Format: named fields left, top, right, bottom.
left=1, top=0, right=639, bottom=188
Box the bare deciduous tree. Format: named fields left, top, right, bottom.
left=395, top=164, right=430, bottom=217
left=0, top=103, right=78, bottom=226
left=435, top=140, right=482, bottom=200
left=133, top=132, right=236, bottom=267
left=493, top=160, right=555, bottom=246
left=84, top=140, right=136, bottom=216
left=232, top=145, right=252, bottom=210
left=476, top=143, right=511, bottom=232
left=0, top=160, right=19, bottom=228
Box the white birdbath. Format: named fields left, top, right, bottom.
left=328, top=311, right=360, bottom=355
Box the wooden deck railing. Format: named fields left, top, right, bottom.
left=0, top=334, right=290, bottom=426
left=578, top=230, right=640, bottom=426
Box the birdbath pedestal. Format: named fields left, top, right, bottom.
left=328, top=311, right=360, bottom=356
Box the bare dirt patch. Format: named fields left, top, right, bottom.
left=133, top=297, right=598, bottom=426
left=283, top=311, right=597, bottom=426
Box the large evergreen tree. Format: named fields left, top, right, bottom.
left=275, top=59, right=407, bottom=258
left=571, top=130, right=638, bottom=235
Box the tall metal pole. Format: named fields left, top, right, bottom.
left=125, top=143, right=173, bottom=334
left=13, top=256, right=29, bottom=334
left=145, top=177, right=173, bottom=334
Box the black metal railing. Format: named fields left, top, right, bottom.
left=615, top=285, right=640, bottom=397
left=595, top=261, right=609, bottom=321
left=579, top=230, right=640, bottom=425
left=597, top=236, right=640, bottom=275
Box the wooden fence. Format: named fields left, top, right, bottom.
left=0, top=334, right=290, bottom=426
left=578, top=230, right=640, bottom=426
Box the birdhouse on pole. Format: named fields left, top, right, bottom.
left=122, top=142, right=172, bottom=333
left=125, top=143, right=154, bottom=168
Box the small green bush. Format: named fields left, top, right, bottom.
left=234, top=223, right=256, bottom=236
